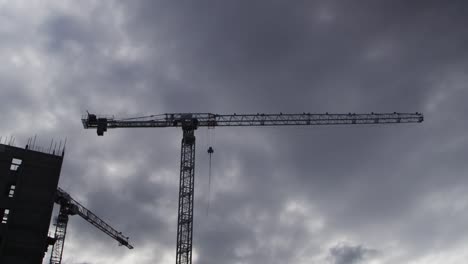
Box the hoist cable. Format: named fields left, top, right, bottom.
left=207, top=147, right=214, bottom=216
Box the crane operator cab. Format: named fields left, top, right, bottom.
left=84, top=113, right=108, bottom=136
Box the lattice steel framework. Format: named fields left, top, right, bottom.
left=82, top=112, right=423, bottom=131
left=50, top=188, right=133, bottom=264
left=49, top=207, right=69, bottom=264
left=176, top=128, right=196, bottom=264
left=81, top=111, right=424, bottom=264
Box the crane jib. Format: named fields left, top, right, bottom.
left=82, top=112, right=423, bottom=135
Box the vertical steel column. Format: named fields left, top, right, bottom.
left=176, top=128, right=196, bottom=264
left=50, top=206, right=69, bottom=264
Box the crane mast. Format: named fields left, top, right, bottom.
left=50, top=188, right=133, bottom=264
left=176, top=127, right=196, bottom=264
left=82, top=112, right=423, bottom=264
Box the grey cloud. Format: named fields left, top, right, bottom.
left=122, top=0, right=462, bottom=113
left=329, top=243, right=378, bottom=264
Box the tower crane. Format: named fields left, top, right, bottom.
left=49, top=187, right=133, bottom=264
left=82, top=112, right=423, bottom=264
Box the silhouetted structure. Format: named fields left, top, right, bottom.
left=0, top=143, right=64, bottom=264
left=83, top=111, right=424, bottom=264
left=50, top=187, right=133, bottom=264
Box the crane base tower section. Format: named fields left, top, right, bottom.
left=0, top=143, right=64, bottom=264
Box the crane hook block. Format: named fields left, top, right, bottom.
left=207, top=147, right=214, bottom=154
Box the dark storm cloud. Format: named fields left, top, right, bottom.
left=329, top=243, right=378, bottom=264
left=122, top=0, right=466, bottom=112
left=1, top=1, right=467, bottom=263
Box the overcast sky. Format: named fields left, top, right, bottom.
left=1, top=1, right=468, bottom=264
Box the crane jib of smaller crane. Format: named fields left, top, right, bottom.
left=55, top=188, right=133, bottom=249
left=82, top=112, right=423, bottom=136
left=50, top=189, right=133, bottom=264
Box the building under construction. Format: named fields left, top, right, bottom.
left=0, top=142, right=64, bottom=264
